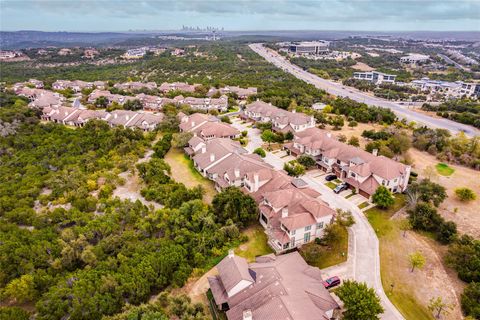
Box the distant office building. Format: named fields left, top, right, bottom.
left=289, top=41, right=329, bottom=55
left=400, top=53, right=430, bottom=64
left=353, top=71, right=396, bottom=84
left=409, top=77, right=463, bottom=97
left=460, top=82, right=480, bottom=98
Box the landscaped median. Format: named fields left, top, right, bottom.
left=365, top=194, right=434, bottom=320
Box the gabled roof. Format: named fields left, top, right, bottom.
left=216, top=254, right=254, bottom=294
left=209, top=252, right=339, bottom=320
left=294, top=127, right=409, bottom=180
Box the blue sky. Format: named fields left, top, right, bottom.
left=1, top=0, right=479, bottom=32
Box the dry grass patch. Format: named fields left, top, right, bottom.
left=164, top=147, right=217, bottom=203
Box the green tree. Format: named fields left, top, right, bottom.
left=348, top=136, right=360, bottom=147
left=461, top=282, right=480, bottom=319
left=220, top=115, right=231, bottom=124
left=408, top=251, right=426, bottom=272
left=399, top=219, right=412, bottom=237
left=212, top=187, right=259, bottom=226
left=336, top=280, right=384, bottom=320
left=428, top=297, right=453, bottom=319
left=455, top=187, right=476, bottom=201
left=261, top=129, right=276, bottom=146
left=297, top=155, right=316, bottom=168
left=408, top=179, right=447, bottom=207
left=0, top=307, right=30, bottom=320
left=283, top=162, right=306, bottom=177
left=2, top=274, right=37, bottom=303
left=123, top=99, right=143, bottom=111
left=372, top=186, right=394, bottom=209
left=253, top=147, right=266, bottom=158
left=173, top=132, right=193, bottom=148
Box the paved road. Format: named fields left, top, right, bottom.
left=438, top=53, right=470, bottom=72
left=230, top=118, right=404, bottom=319
left=249, top=43, right=479, bottom=137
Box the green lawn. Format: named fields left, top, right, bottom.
left=299, top=224, right=348, bottom=269
left=164, top=148, right=217, bottom=203
left=325, top=181, right=337, bottom=189
left=365, top=194, right=433, bottom=320
left=358, top=201, right=369, bottom=209
left=345, top=193, right=355, bottom=199
left=435, top=163, right=454, bottom=176
left=235, top=224, right=273, bottom=262
left=334, top=179, right=342, bottom=184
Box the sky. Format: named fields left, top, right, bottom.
left=1, top=0, right=479, bottom=32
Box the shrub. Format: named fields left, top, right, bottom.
left=253, top=147, right=266, bottom=158
left=408, top=203, right=457, bottom=244
left=455, top=187, right=476, bottom=201
left=372, top=186, right=394, bottom=209
left=297, top=155, right=316, bottom=168
left=461, top=282, right=480, bottom=318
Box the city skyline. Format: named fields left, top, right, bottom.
left=1, top=0, right=479, bottom=32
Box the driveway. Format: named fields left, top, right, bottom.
left=257, top=148, right=405, bottom=320
left=230, top=118, right=263, bottom=152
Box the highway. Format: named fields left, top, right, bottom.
left=249, top=43, right=479, bottom=137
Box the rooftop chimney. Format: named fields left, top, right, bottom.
left=210, top=153, right=215, bottom=162
left=372, top=148, right=378, bottom=156
left=114, top=113, right=118, bottom=119
left=201, top=146, right=206, bottom=154
left=191, top=121, right=195, bottom=127
left=326, top=132, right=331, bottom=138
left=243, top=310, right=253, bottom=320
left=234, top=168, right=240, bottom=178
left=228, top=249, right=235, bottom=258
left=281, top=207, right=288, bottom=218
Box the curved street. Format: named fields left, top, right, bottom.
left=230, top=118, right=405, bottom=320
left=249, top=43, right=479, bottom=137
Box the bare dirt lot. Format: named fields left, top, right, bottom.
left=409, top=148, right=480, bottom=238
left=351, top=62, right=375, bottom=71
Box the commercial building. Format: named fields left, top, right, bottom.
left=353, top=71, right=396, bottom=85
left=459, top=82, right=480, bottom=98
left=208, top=251, right=339, bottom=320
left=400, top=53, right=430, bottom=64
left=409, top=78, right=463, bottom=97
left=288, top=41, right=330, bottom=55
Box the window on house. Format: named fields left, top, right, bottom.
left=337, top=160, right=341, bottom=164
left=305, top=225, right=311, bottom=231
left=351, top=173, right=356, bottom=178
left=316, top=222, right=324, bottom=229
left=291, top=229, right=296, bottom=235
left=291, top=239, right=295, bottom=248
left=304, top=233, right=311, bottom=243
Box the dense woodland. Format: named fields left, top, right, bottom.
left=0, top=92, right=256, bottom=319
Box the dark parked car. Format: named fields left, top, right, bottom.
left=334, top=183, right=348, bottom=194
left=325, top=174, right=337, bottom=181
left=323, top=276, right=341, bottom=289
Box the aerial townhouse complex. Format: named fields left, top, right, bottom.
left=181, top=106, right=339, bottom=254
left=208, top=251, right=339, bottom=320
left=207, top=86, right=258, bottom=99
left=40, top=106, right=164, bottom=131
left=158, top=81, right=200, bottom=93
left=179, top=113, right=240, bottom=142
left=242, top=100, right=315, bottom=133
left=285, top=127, right=411, bottom=199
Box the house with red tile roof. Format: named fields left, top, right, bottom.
left=285, top=127, right=411, bottom=199
left=179, top=113, right=240, bottom=141
left=208, top=251, right=339, bottom=320
left=243, top=100, right=315, bottom=133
